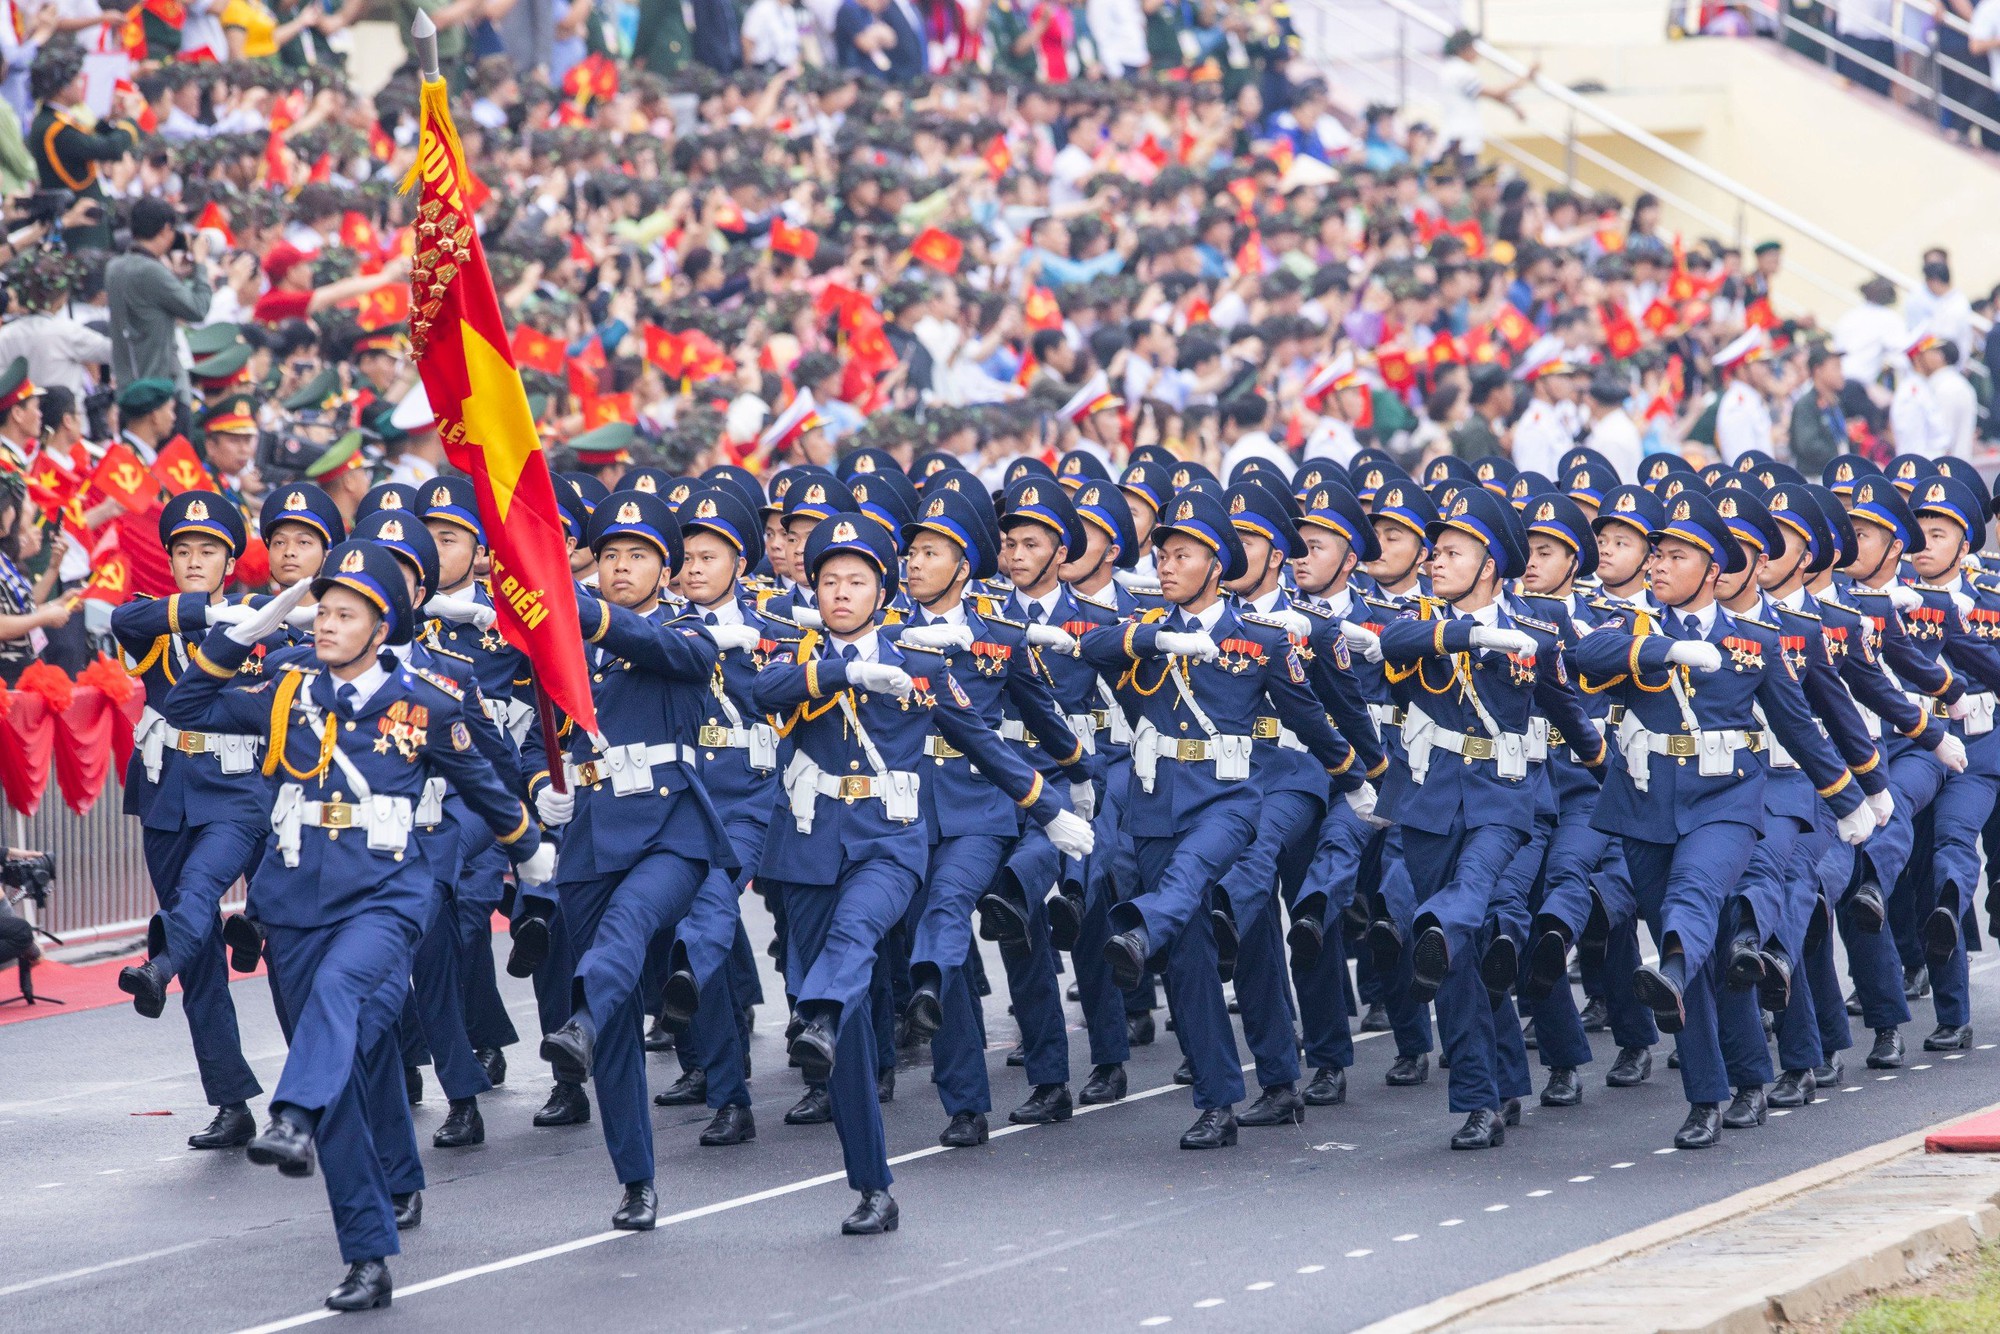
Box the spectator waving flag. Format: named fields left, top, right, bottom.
left=400, top=51, right=598, bottom=741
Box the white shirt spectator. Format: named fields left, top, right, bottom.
left=1085, top=0, right=1148, bottom=77
left=743, top=0, right=804, bottom=66
left=1715, top=381, right=1774, bottom=464
left=1834, top=0, right=1894, bottom=38
left=1972, top=0, right=2000, bottom=79
left=1439, top=58, right=1486, bottom=153
left=1930, top=365, right=1979, bottom=458
left=1831, top=300, right=1908, bottom=382
left=1220, top=429, right=1290, bottom=481
left=1511, top=398, right=1570, bottom=478
left=1049, top=141, right=1096, bottom=208
left=0, top=312, right=112, bottom=397
left=1586, top=407, right=1643, bottom=482
left=1923, top=287, right=1977, bottom=359
left=1889, top=373, right=1941, bottom=455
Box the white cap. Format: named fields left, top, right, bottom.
left=1713, top=327, right=1770, bottom=370
left=725, top=392, right=770, bottom=444
left=390, top=382, right=434, bottom=433
left=758, top=388, right=821, bottom=452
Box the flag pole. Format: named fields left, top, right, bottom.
left=411, top=10, right=440, bottom=80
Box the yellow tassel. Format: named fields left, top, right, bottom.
left=400, top=77, right=476, bottom=200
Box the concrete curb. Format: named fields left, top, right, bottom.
left=1359, top=1097, right=2000, bottom=1334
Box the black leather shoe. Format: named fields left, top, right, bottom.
left=1005, top=1043, right=1026, bottom=1068
left=699, top=1106, right=756, bottom=1146
left=1867, top=1027, right=1905, bottom=1069
left=1723, top=1086, right=1768, bottom=1129
left=1450, top=1109, right=1504, bottom=1149
left=1287, top=913, right=1324, bottom=970
left=1757, top=952, right=1793, bottom=1013
left=1579, top=996, right=1609, bottom=1031
left=1606, top=1047, right=1652, bottom=1087
left=1541, top=1067, right=1583, bottom=1107
left=842, top=1189, right=898, bottom=1234
left=1409, top=926, right=1449, bottom=1004
left=1010, top=1083, right=1073, bottom=1125
left=433, top=1098, right=484, bottom=1148
left=1238, top=1083, right=1305, bottom=1127
left=1386, top=1054, right=1430, bottom=1086
left=1359, top=1002, right=1391, bottom=1033
left=392, top=1190, right=422, bottom=1230
left=977, top=892, right=1029, bottom=945
left=1846, top=991, right=1864, bottom=1016
left=1365, top=919, right=1402, bottom=974
left=1523, top=929, right=1570, bottom=1002
left=1126, top=1012, right=1156, bottom=1046
left=654, top=1069, right=707, bottom=1107
left=1212, top=909, right=1240, bottom=983
left=507, top=914, right=550, bottom=978
left=1501, top=1097, right=1522, bottom=1127
left=1179, top=1107, right=1237, bottom=1149
left=1770, top=1069, right=1817, bottom=1108
left=119, top=959, right=169, bottom=1018
left=939, top=1111, right=989, bottom=1147
left=404, top=1064, right=423, bottom=1106
left=540, top=1020, right=596, bottom=1085
left=1924, top=907, right=1961, bottom=966
left=1303, top=1066, right=1347, bottom=1105
left=1522, top=1020, right=1537, bottom=1050
left=1047, top=892, right=1084, bottom=953
left=1724, top=940, right=1764, bottom=990
left=1848, top=882, right=1887, bottom=933
left=475, top=1046, right=506, bottom=1085
left=1480, top=935, right=1518, bottom=1001
left=1104, top=928, right=1150, bottom=991
left=644, top=1016, right=677, bottom=1053
left=1925, top=1023, right=1974, bottom=1052
left=246, top=1115, right=315, bottom=1178
left=1634, top=963, right=1687, bottom=1034
left=1079, top=1063, right=1127, bottom=1104
left=1812, top=1055, right=1845, bottom=1088
left=222, top=913, right=264, bottom=973
left=788, top=1015, right=837, bottom=1084
left=188, top=1102, right=254, bottom=1150
left=784, top=1086, right=832, bottom=1125
left=1905, top=964, right=1932, bottom=1000
left=533, top=1080, right=591, bottom=1126
left=659, top=969, right=700, bottom=1027
left=1172, top=1056, right=1194, bottom=1085
left=612, top=1180, right=657, bottom=1230
left=325, top=1259, right=391, bottom=1312
left=877, top=1069, right=895, bottom=1103
left=1673, top=1103, right=1722, bottom=1149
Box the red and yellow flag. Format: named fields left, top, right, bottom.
left=151, top=436, right=214, bottom=496
left=402, top=76, right=597, bottom=736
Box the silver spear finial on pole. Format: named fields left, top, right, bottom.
left=411, top=11, right=441, bottom=82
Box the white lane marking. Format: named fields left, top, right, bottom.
left=1140, top=1318, right=1172, bottom=1327
left=1877, top=1075, right=1898, bottom=1082
left=1392, top=1234, right=1419, bottom=1243
left=1439, top=1219, right=1463, bottom=1227
left=1914, top=1064, right=1933, bottom=1070
left=34, top=1182, right=61, bottom=1189
left=1770, top=1110, right=1791, bottom=1118
left=1193, top=1298, right=1224, bottom=1308
left=1526, top=1189, right=1552, bottom=1197
left=1245, top=1281, right=1274, bottom=1291
left=1568, top=1175, right=1593, bottom=1183
left=96, top=1169, right=123, bottom=1176
left=1297, top=1265, right=1325, bottom=1274
left=1652, top=1147, right=1676, bottom=1154
left=1947, top=1054, right=1967, bottom=1060
left=1609, top=1162, right=1634, bottom=1169
left=1484, top=1205, right=1508, bottom=1213
left=1346, top=1250, right=1373, bottom=1258
left=0, top=1242, right=208, bottom=1297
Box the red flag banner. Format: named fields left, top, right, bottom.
left=1023, top=286, right=1063, bottom=331
left=1493, top=304, right=1537, bottom=352
left=401, top=74, right=598, bottom=736
left=79, top=552, right=134, bottom=605
left=510, top=324, right=567, bottom=376
left=91, top=443, right=159, bottom=513
left=770, top=219, right=818, bottom=260
left=356, top=283, right=411, bottom=331
left=910, top=227, right=963, bottom=275
left=1641, top=298, right=1677, bottom=335
left=195, top=200, right=234, bottom=246
left=151, top=436, right=215, bottom=496
left=641, top=323, right=684, bottom=377
left=1600, top=304, right=1643, bottom=360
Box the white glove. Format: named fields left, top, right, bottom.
left=792, top=608, right=824, bottom=629
left=1948, top=590, right=1975, bottom=618
left=424, top=594, right=498, bottom=630
left=1025, top=622, right=1079, bottom=652
left=1044, top=808, right=1095, bottom=858
left=1866, top=789, right=1895, bottom=825
left=536, top=784, right=574, bottom=826
left=1935, top=732, right=1969, bottom=773
left=1156, top=630, right=1219, bottom=661
left=1665, top=640, right=1724, bottom=673
left=1835, top=803, right=1876, bottom=847
left=849, top=661, right=913, bottom=699
left=1269, top=609, right=1313, bottom=640
left=205, top=603, right=255, bottom=628
left=515, top=842, right=557, bottom=886
left=1341, top=620, right=1383, bottom=664
left=1948, top=695, right=1973, bottom=720
left=1345, top=780, right=1390, bottom=828
left=1883, top=583, right=1923, bottom=613
left=1069, top=779, right=1096, bottom=823
left=706, top=623, right=760, bottom=653
left=283, top=604, right=317, bottom=630
left=899, top=623, right=975, bottom=652
left=1469, top=626, right=1538, bottom=659
left=224, top=579, right=312, bottom=645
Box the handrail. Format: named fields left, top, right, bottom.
left=1742, top=0, right=2000, bottom=141
left=1298, top=0, right=1922, bottom=294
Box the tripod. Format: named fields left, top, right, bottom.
left=0, top=925, right=66, bottom=1007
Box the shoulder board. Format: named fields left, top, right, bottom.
left=753, top=586, right=780, bottom=609
left=1072, top=586, right=1119, bottom=611
left=1732, top=614, right=1778, bottom=632
left=132, top=591, right=159, bottom=604
left=1292, top=601, right=1334, bottom=622
left=1238, top=612, right=1290, bottom=630
left=899, top=642, right=946, bottom=657
left=1817, top=596, right=1862, bottom=616
left=1512, top=613, right=1558, bottom=634
left=972, top=594, right=1002, bottom=618
left=1413, top=595, right=1449, bottom=618
left=427, top=642, right=476, bottom=664
left=980, top=610, right=1027, bottom=630
left=411, top=667, right=464, bottom=699
left=1360, top=594, right=1403, bottom=612
left=1584, top=597, right=1621, bottom=613
left=1971, top=576, right=2000, bottom=597
left=1776, top=604, right=1821, bottom=622
left=760, top=610, right=802, bottom=629
left=882, top=607, right=906, bottom=625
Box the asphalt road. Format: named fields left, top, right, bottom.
left=5, top=908, right=1998, bottom=1334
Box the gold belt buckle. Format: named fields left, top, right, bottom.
left=1252, top=717, right=1280, bottom=740
left=698, top=725, right=732, bottom=747
left=928, top=737, right=963, bottom=760
left=1547, top=727, right=1565, bottom=747
left=1606, top=705, right=1626, bottom=723
left=1174, top=739, right=1207, bottom=761
left=1664, top=735, right=1698, bottom=757
left=176, top=732, right=209, bottom=754
left=839, top=775, right=872, bottom=801
left=1090, top=709, right=1110, bottom=730
left=1743, top=733, right=1763, bottom=752
left=1460, top=736, right=1494, bottom=760
left=573, top=760, right=605, bottom=786
left=320, top=802, right=354, bottom=829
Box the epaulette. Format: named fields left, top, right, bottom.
left=427, top=642, right=476, bottom=664
left=1360, top=594, right=1403, bottom=613
left=1818, top=595, right=1863, bottom=616
left=1584, top=597, right=1622, bottom=614
left=980, top=609, right=1027, bottom=630
left=1139, top=606, right=1170, bottom=624
left=899, top=642, right=946, bottom=657
left=753, top=586, right=781, bottom=609
left=410, top=666, right=464, bottom=700
left=760, top=609, right=802, bottom=629
left=1775, top=603, right=1821, bottom=622
left=1512, top=613, right=1558, bottom=634
left=1292, top=601, right=1334, bottom=622
left=1239, top=611, right=1292, bottom=630
left=1072, top=585, right=1120, bottom=611
left=1732, top=613, right=1778, bottom=632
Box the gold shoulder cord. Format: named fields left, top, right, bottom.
left=261, top=671, right=337, bottom=781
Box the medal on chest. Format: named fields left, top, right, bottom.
left=374, top=700, right=430, bottom=758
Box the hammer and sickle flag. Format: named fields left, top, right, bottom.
left=401, top=74, right=597, bottom=736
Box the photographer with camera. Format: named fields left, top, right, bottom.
left=0, top=848, right=54, bottom=975
left=26, top=41, right=136, bottom=252
left=106, top=196, right=211, bottom=396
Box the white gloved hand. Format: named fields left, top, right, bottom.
left=1948, top=695, right=1973, bottom=720
left=1883, top=583, right=1923, bottom=613
left=899, top=623, right=975, bottom=652
left=1069, top=779, right=1096, bottom=823
left=1935, top=732, right=1969, bottom=773
left=706, top=623, right=760, bottom=653
left=1835, top=802, right=1877, bottom=847
left=1156, top=630, right=1220, bottom=661
left=1866, top=789, right=1895, bottom=825
left=1341, top=620, right=1384, bottom=664
left=205, top=603, right=255, bottom=628
left=283, top=604, right=317, bottom=630
left=1269, top=609, right=1313, bottom=640
left=224, top=579, right=312, bottom=645
left=1345, top=780, right=1390, bottom=828
left=1948, top=589, right=1976, bottom=618
left=515, top=842, right=557, bottom=886
left=1044, top=808, right=1095, bottom=858
left=535, top=784, right=575, bottom=826
left=849, top=661, right=913, bottom=699
left=1025, top=622, right=1079, bottom=652
left=791, top=608, right=824, bottom=629
left=424, top=593, right=498, bottom=630
left=1469, top=626, right=1538, bottom=659
left=1665, top=640, right=1724, bottom=673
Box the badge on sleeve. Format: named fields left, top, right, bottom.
left=451, top=721, right=472, bottom=751
left=1285, top=647, right=1306, bottom=684
left=947, top=672, right=971, bottom=708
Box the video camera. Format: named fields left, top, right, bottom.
left=2, top=851, right=55, bottom=908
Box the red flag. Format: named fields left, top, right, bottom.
left=91, top=443, right=160, bottom=513
left=340, top=210, right=380, bottom=255
left=1745, top=297, right=1778, bottom=330
left=1013, top=352, right=1038, bottom=387
left=1137, top=134, right=1169, bottom=168
left=1024, top=286, right=1063, bottom=331
left=1493, top=304, right=1537, bottom=352
left=1445, top=218, right=1486, bottom=259
left=1666, top=236, right=1696, bottom=302
left=1236, top=234, right=1264, bottom=276
left=263, top=132, right=292, bottom=189
left=584, top=393, right=633, bottom=430
left=1465, top=324, right=1498, bottom=364
left=1267, top=136, right=1293, bottom=176
left=307, top=152, right=333, bottom=184
left=1427, top=333, right=1462, bottom=369
left=770, top=219, right=818, bottom=260
left=79, top=552, right=134, bottom=605
left=1600, top=304, right=1643, bottom=360
left=641, top=324, right=684, bottom=377
left=355, top=283, right=411, bottom=332
left=574, top=335, right=607, bottom=374
left=982, top=135, right=1012, bottom=178
left=1641, top=298, right=1677, bottom=335
left=150, top=436, right=215, bottom=496
left=369, top=122, right=395, bottom=161
left=711, top=197, right=747, bottom=234
left=401, top=70, right=597, bottom=736
left=509, top=325, right=567, bottom=376
left=1226, top=178, right=1257, bottom=213
left=1376, top=344, right=1415, bottom=392
left=910, top=227, right=963, bottom=275
left=845, top=308, right=898, bottom=376
left=195, top=200, right=234, bottom=247
left=567, top=359, right=599, bottom=404
left=815, top=282, right=868, bottom=323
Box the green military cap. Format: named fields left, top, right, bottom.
left=280, top=367, right=344, bottom=413
left=526, top=392, right=550, bottom=423
left=566, top=421, right=637, bottom=462
left=186, top=322, right=243, bottom=358
left=1753, top=239, right=1783, bottom=256
left=191, top=340, right=254, bottom=385
left=305, top=430, right=369, bottom=482
left=117, top=377, right=178, bottom=417
left=0, top=356, right=43, bottom=414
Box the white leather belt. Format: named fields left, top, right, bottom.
left=567, top=742, right=696, bottom=795
left=1368, top=703, right=1405, bottom=728
left=1614, top=719, right=1761, bottom=793
left=271, top=784, right=414, bottom=866
left=996, top=715, right=1099, bottom=756
left=137, top=705, right=260, bottom=781
left=782, top=752, right=921, bottom=831
left=416, top=776, right=447, bottom=826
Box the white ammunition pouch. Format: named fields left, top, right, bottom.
left=271, top=783, right=415, bottom=867
left=1097, top=681, right=1134, bottom=747
left=482, top=695, right=536, bottom=746
left=1960, top=691, right=1995, bottom=737
left=567, top=742, right=697, bottom=796
left=136, top=705, right=261, bottom=783
left=416, top=776, right=447, bottom=826
left=1401, top=703, right=1530, bottom=784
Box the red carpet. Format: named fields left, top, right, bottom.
left=0, top=944, right=266, bottom=1027
left=1927, top=1109, right=2000, bottom=1153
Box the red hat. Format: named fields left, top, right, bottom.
left=262, top=242, right=314, bottom=282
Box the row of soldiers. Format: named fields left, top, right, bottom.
left=107, top=430, right=1998, bottom=1312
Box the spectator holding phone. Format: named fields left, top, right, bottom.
left=106, top=196, right=211, bottom=395
left=0, top=470, right=72, bottom=685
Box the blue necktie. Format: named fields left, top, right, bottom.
left=840, top=643, right=859, bottom=663
left=704, top=612, right=719, bottom=626
left=1025, top=602, right=1045, bottom=624
left=337, top=682, right=358, bottom=719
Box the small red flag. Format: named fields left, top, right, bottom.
left=712, top=197, right=747, bottom=234
left=307, top=152, right=332, bottom=184
left=510, top=325, right=567, bottom=376
left=574, top=335, right=607, bottom=373
left=567, top=359, right=599, bottom=403
left=80, top=552, right=135, bottom=605
left=1236, top=234, right=1264, bottom=277
left=1427, top=333, right=1462, bottom=369
left=1493, top=304, right=1537, bottom=352
left=771, top=219, right=818, bottom=260
left=1376, top=345, right=1416, bottom=392
left=262, top=133, right=292, bottom=189
left=92, top=443, right=160, bottom=513
left=369, top=122, right=395, bottom=161
left=1137, top=134, right=1169, bottom=168
left=1600, top=304, right=1643, bottom=360
left=1642, top=298, right=1677, bottom=335
left=1745, top=297, right=1779, bottom=330
left=584, top=393, right=633, bottom=430
left=1024, top=286, right=1063, bottom=331
left=982, top=135, right=1012, bottom=178
left=340, top=210, right=380, bottom=256
left=1446, top=218, right=1486, bottom=259
left=151, top=436, right=215, bottom=496
left=355, top=283, right=410, bottom=332
left=641, top=324, right=684, bottom=377
left=194, top=200, right=233, bottom=247
left=910, top=227, right=963, bottom=275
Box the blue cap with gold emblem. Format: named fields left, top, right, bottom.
left=418, top=476, right=484, bottom=541
left=1558, top=445, right=1615, bottom=479
left=779, top=466, right=846, bottom=527
left=1713, top=488, right=1781, bottom=565
left=352, top=509, right=439, bottom=599
left=589, top=488, right=685, bottom=572
left=1763, top=483, right=1834, bottom=574
left=1420, top=453, right=1476, bottom=498
left=1648, top=487, right=1749, bottom=573
left=699, top=463, right=765, bottom=517
left=837, top=447, right=902, bottom=482
left=1002, top=477, right=1086, bottom=554
left=1071, top=478, right=1139, bottom=570
left=1166, top=459, right=1218, bottom=495
left=1560, top=460, right=1618, bottom=510
left=1002, top=456, right=1057, bottom=491
left=158, top=489, right=247, bottom=556
left=1300, top=478, right=1381, bottom=563
left=679, top=485, right=764, bottom=572
left=1225, top=480, right=1303, bottom=561
left=1590, top=483, right=1664, bottom=540
left=1640, top=452, right=1697, bottom=491
left=1886, top=453, right=1938, bottom=496
left=805, top=511, right=900, bottom=597
left=258, top=481, right=346, bottom=545
left=1820, top=452, right=1882, bottom=498
left=1473, top=454, right=1518, bottom=497
left=1506, top=471, right=1553, bottom=511
left=1911, top=475, right=1988, bottom=553
left=312, top=540, right=415, bottom=645
left=848, top=468, right=920, bottom=541
left=1057, top=449, right=1111, bottom=492
left=904, top=485, right=998, bottom=580
left=359, top=481, right=420, bottom=520
left=1372, top=473, right=1441, bottom=543
left=1427, top=484, right=1528, bottom=579
left=1524, top=491, right=1597, bottom=577
left=1152, top=488, right=1247, bottom=583
left=1845, top=474, right=1925, bottom=555
left=1118, top=460, right=1173, bottom=517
